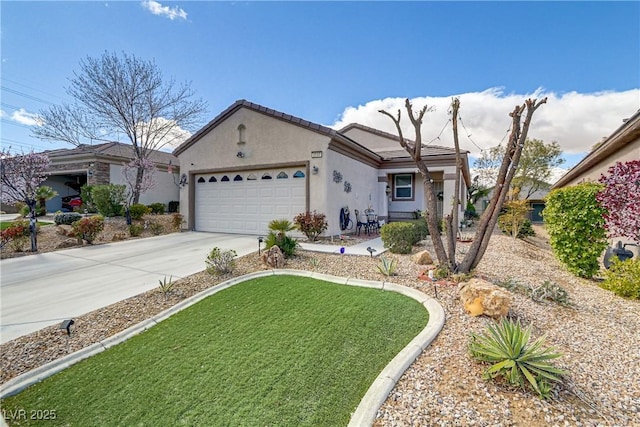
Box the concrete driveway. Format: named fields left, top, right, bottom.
left=0, top=232, right=259, bottom=344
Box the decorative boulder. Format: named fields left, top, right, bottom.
left=412, top=250, right=434, bottom=265
left=56, top=225, right=73, bottom=236
left=459, top=278, right=512, bottom=319
left=56, top=238, right=79, bottom=249
left=262, top=246, right=285, bottom=268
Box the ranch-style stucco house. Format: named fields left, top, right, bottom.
left=41, top=142, right=179, bottom=212
left=173, top=100, right=471, bottom=237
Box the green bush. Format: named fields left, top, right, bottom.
left=205, top=247, right=237, bottom=275
left=54, top=212, right=82, bottom=225
left=128, top=223, right=143, bottom=237
left=149, top=222, right=164, bottom=235
left=1, top=220, right=31, bottom=251
left=543, top=183, right=607, bottom=278
left=148, top=203, right=165, bottom=215
left=168, top=200, right=179, bottom=213
left=92, top=184, right=126, bottom=217
left=406, top=219, right=430, bottom=243
left=380, top=222, right=415, bottom=254
left=129, top=203, right=150, bottom=220
left=71, top=216, right=104, bottom=244
left=293, top=211, right=328, bottom=241
left=264, top=219, right=297, bottom=258
left=601, top=258, right=640, bottom=299
left=499, top=218, right=535, bottom=239
left=80, top=185, right=97, bottom=213
left=468, top=318, right=565, bottom=398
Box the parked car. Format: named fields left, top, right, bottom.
left=61, top=181, right=83, bottom=212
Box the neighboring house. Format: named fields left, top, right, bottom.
left=41, top=142, right=179, bottom=212
left=473, top=185, right=550, bottom=224
left=551, top=109, right=640, bottom=256
left=552, top=109, right=640, bottom=189
left=173, top=100, right=471, bottom=236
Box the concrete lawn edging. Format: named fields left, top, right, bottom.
left=0, top=269, right=445, bottom=427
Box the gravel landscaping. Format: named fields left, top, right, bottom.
left=1, top=224, right=639, bottom=426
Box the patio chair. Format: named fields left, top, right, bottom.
left=354, top=209, right=369, bottom=236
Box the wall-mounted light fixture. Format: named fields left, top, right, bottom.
left=237, top=151, right=245, bottom=158
left=312, top=165, right=319, bottom=175
left=386, top=185, right=392, bottom=196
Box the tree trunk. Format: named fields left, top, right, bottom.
left=446, top=98, right=462, bottom=272
left=133, top=166, right=144, bottom=205
left=457, top=98, right=547, bottom=273
left=27, top=198, right=38, bottom=252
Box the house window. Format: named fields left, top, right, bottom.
left=197, top=177, right=205, bottom=183
left=221, top=175, right=230, bottom=182
left=233, top=174, right=243, bottom=181
left=209, top=177, right=217, bottom=182
left=262, top=173, right=272, bottom=180
left=247, top=173, right=257, bottom=180
left=394, top=174, right=414, bottom=200
left=277, top=171, right=288, bottom=179
left=293, top=170, right=305, bottom=178
left=237, top=124, right=246, bottom=144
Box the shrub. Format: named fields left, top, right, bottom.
left=596, top=160, right=640, bottom=243
left=168, top=200, right=179, bottom=213
left=1, top=221, right=30, bottom=251
left=148, top=203, right=165, bottom=215
left=54, top=212, right=82, bottom=225
left=601, top=257, right=640, bottom=299
left=407, top=219, right=430, bottom=243
left=543, top=183, right=607, bottom=278
left=498, top=199, right=532, bottom=239
left=171, top=213, right=184, bottom=231
left=495, top=278, right=570, bottom=306
left=80, top=185, right=97, bottom=213
left=92, top=184, right=126, bottom=217
left=149, top=222, right=164, bottom=235
left=468, top=318, right=565, bottom=398
left=265, top=219, right=297, bottom=258
left=293, top=211, right=328, bottom=241
left=128, top=223, right=143, bottom=237
left=71, top=216, right=104, bottom=244
left=206, top=247, right=237, bottom=275
left=380, top=222, right=415, bottom=254
left=128, top=203, right=150, bottom=220
left=264, top=231, right=297, bottom=258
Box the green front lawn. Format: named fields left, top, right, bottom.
left=1, top=221, right=53, bottom=230
left=2, top=275, right=429, bottom=426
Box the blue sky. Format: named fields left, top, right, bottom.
left=2, top=1, right=639, bottom=170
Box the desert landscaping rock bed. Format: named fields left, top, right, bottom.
left=1, top=224, right=638, bottom=426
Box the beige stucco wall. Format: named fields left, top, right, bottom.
left=324, top=149, right=380, bottom=235
left=177, top=108, right=332, bottom=229
left=561, top=139, right=639, bottom=186
left=110, top=164, right=179, bottom=206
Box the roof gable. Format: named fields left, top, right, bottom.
left=43, top=142, right=176, bottom=165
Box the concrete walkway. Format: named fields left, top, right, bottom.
left=299, top=237, right=387, bottom=257
left=0, top=232, right=259, bottom=344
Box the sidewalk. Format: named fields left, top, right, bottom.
left=298, top=237, right=387, bottom=257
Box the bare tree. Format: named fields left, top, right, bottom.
left=0, top=149, right=50, bottom=252
left=381, top=97, right=547, bottom=274
left=33, top=51, right=207, bottom=204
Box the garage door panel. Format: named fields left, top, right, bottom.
left=195, top=168, right=306, bottom=234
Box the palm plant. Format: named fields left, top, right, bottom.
left=36, top=186, right=58, bottom=215
left=265, top=218, right=297, bottom=258
left=468, top=318, right=565, bottom=398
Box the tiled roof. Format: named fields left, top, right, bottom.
left=174, top=99, right=350, bottom=156
left=43, top=141, right=176, bottom=165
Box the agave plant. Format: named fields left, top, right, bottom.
left=377, top=255, right=397, bottom=277
left=468, top=318, right=566, bottom=398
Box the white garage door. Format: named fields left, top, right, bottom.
left=194, top=167, right=307, bottom=234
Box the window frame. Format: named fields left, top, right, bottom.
left=393, top=173, right=414, bottom=201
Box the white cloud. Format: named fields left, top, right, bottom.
left=0, top=109, right=6, bottom=118
left=331, top=88, right=640, bottom=157
left=11, top=108, right=42, bottom=126
left=141, top=0, right=187, bottom=21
